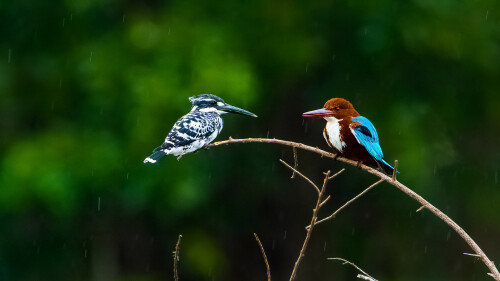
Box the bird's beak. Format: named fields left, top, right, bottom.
left=219, top=104, right=258, bottom=117
left=302, top=108, right=334, bottom=118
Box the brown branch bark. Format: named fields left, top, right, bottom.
left=310, top=179, right=385, bottom=228
left=173, top=234, right=182, bottom=281
left=329, top=257, right=378, bottom=281
left=280, top=160, right=344, bottom=281
left=209, top=138, right=500, bottom=280
left=254, top=233, right=271, bottom=281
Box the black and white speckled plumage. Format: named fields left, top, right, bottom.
left=144, top=94, right=256, bottom=163
left=159, top=111, right=223, bottom=155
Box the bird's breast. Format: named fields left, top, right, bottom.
left=324, top=117, right=346, bottom=153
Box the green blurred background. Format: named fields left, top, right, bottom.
left=1, top=0, right=499, bottom=280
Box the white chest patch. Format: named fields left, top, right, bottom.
left=324, top=117, right=346, bottom=152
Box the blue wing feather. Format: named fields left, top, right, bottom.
left=350, top=116, right=383, bottom=161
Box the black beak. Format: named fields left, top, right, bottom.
left=218, top=104, right=257, bottom=117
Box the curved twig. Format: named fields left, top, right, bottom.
left=329, top=257, right=378, bottom=281
left=254, top=233, right=271, bottom=281
left=209, top=138, right=500, bottom=280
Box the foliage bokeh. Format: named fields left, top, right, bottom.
left=1, top=0, right=499, bottom=280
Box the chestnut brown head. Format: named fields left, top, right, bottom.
left=302, top=98, right=360, bottom=119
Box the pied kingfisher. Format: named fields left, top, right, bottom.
left=144, top=94, right=257, bottom=163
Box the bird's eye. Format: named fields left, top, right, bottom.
left=334, top=107, right=340, bottom=111
left=210, top=101, right=217, bottom=105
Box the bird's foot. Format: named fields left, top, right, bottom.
left=333, top=154, right=339, bottom=160
left=177, top=155, right=183, bottom=161
left=203, top=145, right=210, bottom=150
left=356, top=161, right=362, bottom=169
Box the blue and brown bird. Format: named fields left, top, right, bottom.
left=303, top=98, right=395, bottom=175
left=144, top=94, right=257, bottom=163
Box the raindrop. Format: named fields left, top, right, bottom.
left=323, top=242, right=327, bottom=251
left=305, top=63, right=309, bottom=73
left=351, top=228, right=355, bottom=235
left=89, top=51, right=93, bottom=63
left=485, top=10, right=489, bottom=21
left=84, top=249, right=87, bottom=258
left=126, top=173, right=130, bottom=180
left=168, top=27, right=171, bottom=35
left=332, top=54, right=336, bottom=62
left=62, top=17, right=66, bottom=27
left=98, top=196, right=101, bottom=211
left=122, top=14, right=126, bottom=23
left=446, top=230, right=451, bottom=241
left=284, top=230, right=287, bottom=240
left=424, top=246, right=428, bottom=254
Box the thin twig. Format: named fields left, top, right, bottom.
left=329, top=257, right=378, bottom=281
left=280, top=159, right=320, bottom=195
left=309, top=179, right=385, bottom=229
left=392, top=160, right=398, bottom=181
left=254, top=233, right=271, bottom=281
left=209, top=138, right=500, bottom=280
left=173, top=234, right=182, bottom=281
left=280, top=161, right=344, bottom=281
left=291, top=147, right=298, bottom=178
left=319, top=195, right=331, bottom=207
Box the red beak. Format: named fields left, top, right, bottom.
left=302, top=108, right=334, bottom=118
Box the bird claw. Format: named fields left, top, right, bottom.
left=356, top=161, right=362, bottom=169
left=177, top=155, right=183, bottom=161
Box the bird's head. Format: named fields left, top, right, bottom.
left=189, top=94, right=257, bottom=117
left=302, top=98, right=360, bottom=120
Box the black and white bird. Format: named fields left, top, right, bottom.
left=144, top=94, right=257, bottom=163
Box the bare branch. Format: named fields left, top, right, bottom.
left=329, top=168, right=346, bottom=180
left=209, top=138, right=500, bottom=280
left=291, top=147, right=298, bottom=179
left=309, top=179, right=384, bottom=229
left=280, top=159, right=320, bottom=195
left=329, top=257, right=378, bottom=281
left=319, top=195, right=331, bottom=207
left=173, top=234, right=182, bottom=281
left=392, top=160, right=399, bottom=181
left=254, top=233, right=271, bottom=281
left=289, top=170, right=332, bottom=281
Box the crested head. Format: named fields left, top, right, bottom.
left=302, top=97, right=360, bottom=119
left=187, top=94, right=257, bottom=117
left=189, top=94, right=225, bottom=104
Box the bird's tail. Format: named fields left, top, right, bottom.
left=144, top=150, right=167, bottom=164
left=378, top=159, right=396, bottom=176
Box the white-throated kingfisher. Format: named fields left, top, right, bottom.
left=303, top=98, right=395, bottom=175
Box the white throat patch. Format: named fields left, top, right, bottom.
left=324, top=117, right=346, bottom=152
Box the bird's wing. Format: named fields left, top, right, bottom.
left=161, top=113, right=219, bottom=149
left=349, top=116, right=384, bottom=161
